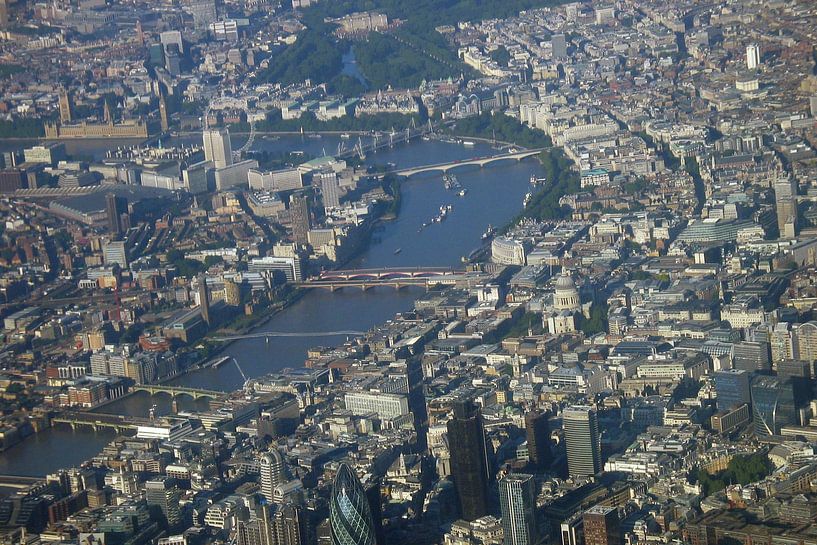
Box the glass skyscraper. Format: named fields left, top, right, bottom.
left=714, top=369, right=751, bottom=411
left=499, top=473, right=538, bottom=545
left=750, top=375, right=807, bottom=438
left=329, top=463, right=376, bottom=545
left=447, top=399, right=490, bottom=521
left=563, top=405, right=601, bottom=478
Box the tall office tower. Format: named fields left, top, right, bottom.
left=810, top=96, right=817, bottom=118
left=320, top=171, right=341, bottom=209
left=793, top=321, right=817, bottom=364
left=271, top=504, right=306, bottom=545
left=145, top=477, right=181, bottom=527
left=499, top=473, right=538, bottom=545
left=329, top=464, right=376, bottom=545
left=159, top=92, right=170, bottom=132
left=447, top=399, right=490, bottom=521
left=563, top=405, right=602, bottom=478
left=197, top=274, right=211, bottom=326
left=525, top=409, right=552, bottom=470
left=259, top=450, right=289, bottom=503
left=59, top=89, right=73, bottom=124
left=106, top=193, right=127, bottom=235
left=0, top=0, right=8, bottom=28
left=746, top=43, right=760, bottom=70
left=238, top=506, right=273, bottom=545
left=364, top=478, right=384, bottom=545
left=714, top=369, right=751, bottom=411
left=289, top=194, right=311, bottom=245
left=190, top=0, right=217, bottom=29
left=203, top=128, right=233, bottom=169
left=583, top=506, right=620, bottom=545
left=751, top=375, right=809, bottom=438
left=774, top=177, right=797, bottom=238
left=733, top=340, right=771, bottom=372
left=551, top=33, right=567, bottom=58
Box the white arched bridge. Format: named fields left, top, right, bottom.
left=316, top=267, right=461, bottom=281
left=391, top=148, right=546, bottom=177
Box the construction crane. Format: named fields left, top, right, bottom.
left=230, top=357, right=252, bottom=391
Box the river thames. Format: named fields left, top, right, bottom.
left=0, top=134, right=543, bottom=476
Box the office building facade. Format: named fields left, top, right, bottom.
left=750, top=375, right=806, bottom=438
left=259, top=450, right=288, bottom=504
left=583, top=506, right=619, bottom=545
left=525, top=409, right=552, bottom=470
left=203, top=128, right=233, bottom=169
left=289, top=194, right=311, bottom=246
left=563, top=405, right=602, bottom=478
left=447, top=399, right=490, bottom=521
left=714, top=369, right=751, bottom=411
left=499, top=473, right=538, bottom=545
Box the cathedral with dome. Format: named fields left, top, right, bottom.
left=547, top=272, right=585, bottom=334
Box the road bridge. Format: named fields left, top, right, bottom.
left=317, top=267, right=460, bottom=281
left=392, top=148, right=545, bottom=177
left=297, top=276, right=463, bottom=292
left=0, top=475, right=43, bottom=489
left=52, top=412, right=151, bottom=433
left=129, top=385, right=226, bottom=400
left=211, top=330, right=366, bottom=341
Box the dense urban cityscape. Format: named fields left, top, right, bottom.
left=0, top=1, right=814, bottom=545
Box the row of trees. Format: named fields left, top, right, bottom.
left=504, top=148, right=580, bottom=226
left=450, top=112, right=552, bottom=148
left=255, top=110, right=426, bottom=132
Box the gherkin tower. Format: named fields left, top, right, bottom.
left=329, top=463, right=375, bottom=545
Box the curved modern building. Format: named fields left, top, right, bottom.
left=491, top=237, right=527, bottom=266
left=259, top=449, right=288, bottom=503
left=330, top=463, right=376, bottom=545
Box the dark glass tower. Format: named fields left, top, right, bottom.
left=329, top=463, right=375, bottom=545
left=750, top=375, right=808, bottom=438
left=525, top=409, right=553, bottom=470
left=447, top=399, right=490, bottom=521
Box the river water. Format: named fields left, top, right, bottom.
left=0, top=134, right=542, bottom=476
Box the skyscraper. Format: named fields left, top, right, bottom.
left=0, top=0, right=8, bottom=28
left=551, top=33, right=567, bottom=58
left=203, top=127, right=233, bottom=169
left=774, top=176, right=797, bottom=238
left=197, top=274, right=211, bottom=326
left=159, top=92, right=170, bottom=132
left=525, top=410, right=552, bottom=470
left=106, top=193, right=127, bottom=235
left=499, top=473, right=538, bottom=545
left=750, top=375, right=808, bottom=438
left=289, top=194, right=311, bottom=246
left=145, top=477, right=181, bottom=527
left=714, top=369, right=751, bottom=411
left=583, top=506, right=620, bottom=545
left=563, top=405, right=601, bottom=478
left=329, top=463, right=375, bottom=545
left=447, top=399, right=490, bottom=521
left=260, top=449, right=288, bottom=503
left=746, top=43, right=760, bottom=70
left=271, top=504, right=306, bottom=545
